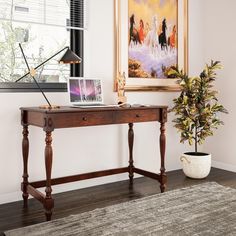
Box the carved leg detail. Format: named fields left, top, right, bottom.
left=22, top=125, right=29, bottom=208
left=160, top=122, right=167, bottom=193
left=44, top=199, right=54, bottom=221
left=44, top=131, right=54, bottom=221
left=128, top=123, right=134, bottom=185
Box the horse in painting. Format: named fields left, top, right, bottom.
left=159, top=18, right=168, bottom=51
left=145, top=15, right=159, bottom=56
left=129, top=14, right=141, bottom=46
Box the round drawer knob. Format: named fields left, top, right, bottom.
left=136, top=114, right=140, bottom=118
left=82, top=117, right=87, bottom=121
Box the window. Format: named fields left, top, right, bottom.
left=0, top=0, right=85, bottom=92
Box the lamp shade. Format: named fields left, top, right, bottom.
left=59, top=48, right=82, bottom=64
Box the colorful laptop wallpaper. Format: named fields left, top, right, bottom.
left=69, top=79, right=102, bottom=103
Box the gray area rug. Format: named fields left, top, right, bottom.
left=5, top=182, right=236, bottom=236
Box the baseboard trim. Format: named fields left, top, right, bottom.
left=212, top=160, right=236, bottom=173
left=0, top=191, right=22, bottom=205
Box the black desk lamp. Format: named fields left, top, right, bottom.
left=16, top=43, right=81, bottom=109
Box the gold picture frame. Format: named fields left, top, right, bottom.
left=114, top=0, right=188, bottom=92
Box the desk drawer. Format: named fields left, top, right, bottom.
left=114, top=109, right=160, bottom=124
left=52, top=111, right=114, bottom=128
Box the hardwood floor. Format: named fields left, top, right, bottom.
left=0, top=167, right=235, bottom=234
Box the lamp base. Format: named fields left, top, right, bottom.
left=39, top=105, right=60, bottom=109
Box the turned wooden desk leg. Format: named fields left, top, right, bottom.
left=44, top=131, right=54, bottom=221
left=128, top=123, right=134, bottom=185
left=160, top=122, right=167, bottom=193
left=22, top=125, right=29, bottom=208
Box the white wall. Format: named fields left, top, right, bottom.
left=188, top=0, right=205, bottom=75
left=0, top=0, right=204, bottom=204
left=203, top=0, right=236, bottom=172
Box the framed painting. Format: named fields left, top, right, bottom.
left=114, top=0, right=188, bottom=92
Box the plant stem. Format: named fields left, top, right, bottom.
left=195, top=125, right=198, bottom=153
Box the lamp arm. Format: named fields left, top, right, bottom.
left=18, top=43, right=52, bottom=108
left=15, top=46, right=69, bottom=83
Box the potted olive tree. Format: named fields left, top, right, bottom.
left=169, top=61, right=228, bottom=179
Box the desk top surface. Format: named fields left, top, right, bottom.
left=20, top=105, right=168, bottom=114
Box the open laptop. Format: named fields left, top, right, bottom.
left=68, top=78, right=118, bottom=108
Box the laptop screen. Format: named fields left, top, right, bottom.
left=68, top=78, right=103, bottom=105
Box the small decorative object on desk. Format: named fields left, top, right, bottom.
left=117, top=72, right=127, bottom=105
left=169, top=61, right=228, bottom=179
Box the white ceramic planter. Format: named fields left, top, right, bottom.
left=180, top=152, right=211, bottom=179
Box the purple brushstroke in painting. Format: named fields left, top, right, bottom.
left=134, top=0, right=147, bottom=3
left=129, top=45, right=177, bottom=78
left=159, top=0, right=165, bottom=7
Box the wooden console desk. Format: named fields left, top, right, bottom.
left=20, top=106, right=168, bottom=221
